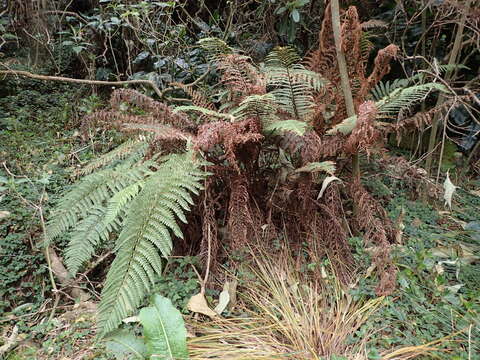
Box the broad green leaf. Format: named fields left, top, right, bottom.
left=139, top=294, right=189, bottom=360
left=105, top=330, right=147, bottom=360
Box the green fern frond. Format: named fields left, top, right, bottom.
left=97, top=152, right=208, bottom=337
left=372, top=65, right=465, bottom=101
left=376, top=82, right=448, bottom=115
left=266, top=46, right=301, bottom=67
left=232, top=94, right=277, bottom=121
left=371, top=78, right=411, bottom=101
left=264, top=120, right=309, bottom=136
left=64, top=181, right=145, bottom=276
left=327, top=115, right=357, bottom=135
left=294, top=161, right=336, bottom=175
left=79, top=140, right=149, bottom=176
left=46, top=161, right=155, bottom=245
left=329, top=82, right=448, bottom=135
left=64, top=206, right=118, bottom=276
left=197, top=37, right=234, bottom=60
left=265, top=47, right=315, bottom=119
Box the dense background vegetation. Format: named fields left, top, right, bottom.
left=1, top=0, right=479, bottom=359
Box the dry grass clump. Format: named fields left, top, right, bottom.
left=187, top=249, right=454, bottom=360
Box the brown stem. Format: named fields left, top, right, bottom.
left=330, top=0, right=359, bottom=181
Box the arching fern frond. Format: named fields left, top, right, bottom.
left=328, top=83, right=448, bottom=135
left=97, top=152, right=208, bottom=337
left=264, top=120, right=309, bottom=136
left=197, top=37, right=234, bottom=61
left=64, top=206, right=119, bottom=276
left=371, top=78, right=411, bottom=101
left=79, top=139, right=149, bottom=176
left=64, top=181, right=145, bottom=276
left=376, top=82, right=448, bottom=116
left=265, top=47, right=316, bottom=120
left=231, top=94, right=277, bottom=121
left=45, top=161, right=155, bottom=245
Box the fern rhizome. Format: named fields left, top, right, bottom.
left=46, top=3, right=450, bottom=337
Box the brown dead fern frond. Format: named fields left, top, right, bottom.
left=217, top=54, right=266, bottom=103
left=194, top=118, right=263, bottom=172
left=170, top=82, right=215, bottom=111
left=362, top=44, right=399, bottom=96
left=301, top=131, right=346, bottom=162
left=351, top=179, right=397, bottom=296
left=227, top=175, right=253, bottom=251
left=317, top=184, right=355, bottom=284
left=121, top=123, right=192, bottom=142
left=344, top=101, right=381, bottom=157
left=200, top=178, right=220, bottom=276
left=306, top=3, right=337, bottom=77
left=109, top=88, right=193, bottom=128
left=341, top=6, right=364, bottom=82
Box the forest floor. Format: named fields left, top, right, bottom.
left=1, top=77, right=480, bottom=360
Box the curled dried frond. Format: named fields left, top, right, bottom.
left=363, top=44, right=399, bottom=94
left=306, top=3, right=336, bottom=77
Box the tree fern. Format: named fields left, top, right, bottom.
left=97, top=152, right=208, bottom=337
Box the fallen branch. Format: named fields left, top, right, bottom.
left=0, top=69, right=163, bottom=99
